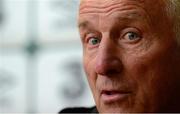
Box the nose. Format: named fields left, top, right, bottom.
left=95, top=38, right=123, bottom=76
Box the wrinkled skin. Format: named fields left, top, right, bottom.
left=78, top=0, right=180, bottom=113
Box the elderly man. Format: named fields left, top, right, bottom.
left=61, top=0, right=180, bottom=113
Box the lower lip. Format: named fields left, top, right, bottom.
left=101, top=92, right=130, bottom=103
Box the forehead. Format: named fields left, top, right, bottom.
left=79, top=0, right=165, bottom=17
left=80, top=0, right=163, bottom=6
left=79, top=0, right=168, bottom=30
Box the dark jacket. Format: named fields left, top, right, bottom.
left=59, top=106, right=98, bottom=113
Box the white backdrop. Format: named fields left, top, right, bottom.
left=0, top=0, right=95, bottom=113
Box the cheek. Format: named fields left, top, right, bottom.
left=124, top=51, right=169, bottom=92
left=83, top=56, right=100, bottom=105
left=83, top=56, right=97, bottom=89
left=124, top=56, right=162, bottom=110
left=123, top=45, right=179, bottom=111
left=124, top=55, right=150, bottom=82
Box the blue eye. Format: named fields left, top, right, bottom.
left=88, top=37, right=100, bottom=45
left=124, top=32, right=141, bottom=41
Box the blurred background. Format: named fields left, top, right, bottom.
left=0, top=0, right=95, bottom=113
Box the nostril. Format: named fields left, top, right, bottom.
left=95, top=59, right=123, bottom=76
left=106, top=69, right=121, bottom=75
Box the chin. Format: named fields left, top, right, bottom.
left=99, top=107, right=132, bottom=113
left=99, top=107, right=147, bottom=113
left=97, top=101, right=149, bottom=113
left=97, top=103, right=135, bottom=113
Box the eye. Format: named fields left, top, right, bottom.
left=88, top=37, right=101, bottom=45
left=122, top=31, right=142, bottom=43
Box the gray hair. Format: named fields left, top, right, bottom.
left=167, top=0, right=180, bottom=44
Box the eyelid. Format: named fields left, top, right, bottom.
left=88, top=37, right=101, bottom=46
left=85, top=32, right=101, bottom=43
left=119, top=27, right=142, bottom=44
left=80, top=32, right=92, bottom=43
left=85, top=33, right=95, bottom=43
left=120, top=27, right=141, bottom=38
left=121, top=28, right=142, bottom=39
left=80, top=28, right=96, bottom=42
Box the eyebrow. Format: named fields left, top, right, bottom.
left=78, top=21, right=90, bottom=29
left=78, top=11, right=148, bottom=31
left=116, top=12, right=144, bottom=21
left=79, top=15, right=143, bottom=29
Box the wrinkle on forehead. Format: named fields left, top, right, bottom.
left=79, top=0, right=164, bottom=15
left=79, top=0, right=146, bottom=14
left=79, top=0, right=148, bottom=32
left=79, top=0, right=167, bottom=26
left=79, top=0, right=149, bottom=26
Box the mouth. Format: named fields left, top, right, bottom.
left=101, top=90, right=132, bottom=103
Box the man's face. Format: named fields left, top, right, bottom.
left=79, top=0, right=180, bottom=113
